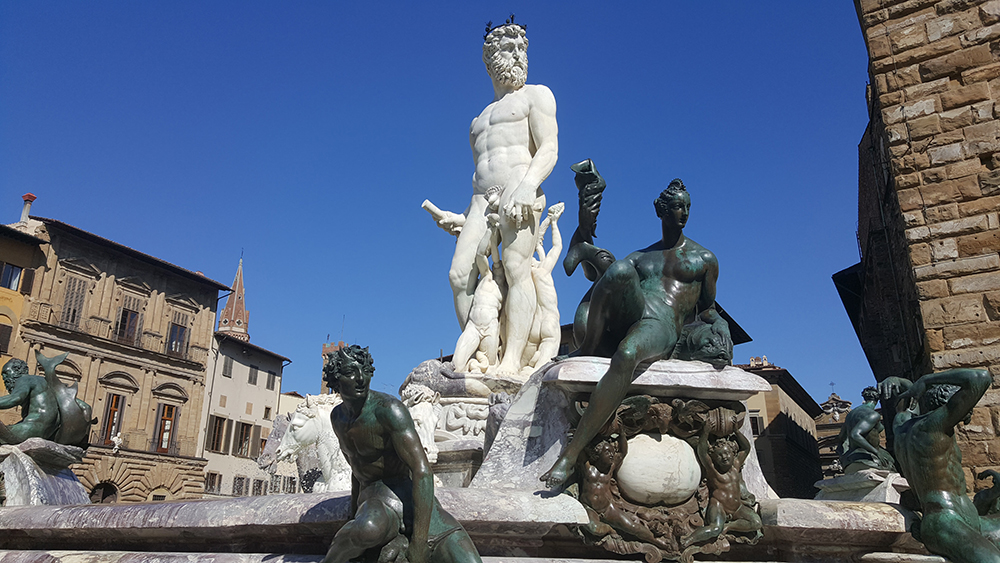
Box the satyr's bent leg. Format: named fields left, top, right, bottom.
left=449, top=196, right=489, bottom=328
left=321, top=499, right=401, bottom=563
left=541, top=316, right=675, bottom=487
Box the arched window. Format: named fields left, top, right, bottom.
left=0, top=314, right=13, bottom=355
left=90, top=482, right=118, bottom=504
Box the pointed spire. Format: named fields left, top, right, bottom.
left=218, top=258, right=250, bottom=341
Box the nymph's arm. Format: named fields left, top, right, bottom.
left=697, top=252, right=721, bottom=324
left=386, top=402, right=433, bottom=563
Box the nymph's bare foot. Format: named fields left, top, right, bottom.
left=540, top=456, right=574, bottom=488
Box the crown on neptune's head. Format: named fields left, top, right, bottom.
left=484, top=14, right=526, bottom=41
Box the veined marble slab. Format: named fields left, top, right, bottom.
left=543, top=357, right=771, bottom=401
left=0, top=488, right=586, bottom=553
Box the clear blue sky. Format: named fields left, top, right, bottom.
left=1, top=3, right=875, bottom=406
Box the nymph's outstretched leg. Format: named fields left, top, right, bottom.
left=541, top=315, right=674, bottom=488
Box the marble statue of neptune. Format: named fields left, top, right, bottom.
left=429, top=20, right=558, bottom=378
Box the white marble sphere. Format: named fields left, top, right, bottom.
left=616, top=433, right=701, bottom=505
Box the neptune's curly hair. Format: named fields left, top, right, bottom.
left=322, top=345, right=374, bottom=391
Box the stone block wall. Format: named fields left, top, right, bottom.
left=856, top=0, right=1000, bottom=489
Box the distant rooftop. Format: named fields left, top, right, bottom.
left=0, top=222, right=46, bottom=246
left=31, top=216, right=230, bottom=291
left=215, top=331, right=291, bottom=364
left=736, top=359, right=823, bottom=418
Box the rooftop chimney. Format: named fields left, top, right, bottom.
left=20, top=193, right=36, bottom=223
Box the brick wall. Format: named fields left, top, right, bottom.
left=856, top=0, right=1000, bottom=488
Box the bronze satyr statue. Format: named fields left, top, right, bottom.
left=837, top=386, right=895, bottom=473
left=0, top=352, right=92, bottom=447
left=320, top=345, right=482, bottom=563
left=541, top=163, right=728, bottom=488
left=880, top=369, right=1000, bottom=563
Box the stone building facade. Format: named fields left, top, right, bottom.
left=0, top=200, right=46, bottom=368
left=740, top=357, right=823, bottom=499
left=197, top=259, right=293, bottom=498
left=814, top=393, right=854, bottom=478
left=845, top=0, right=1000, bottom=487
left=4, top=198, right=229, bottom=502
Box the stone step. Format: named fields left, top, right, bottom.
left=0, top=555, right=784, bottom=563
left=0, top=548, right=938, bottom=562
left=858, top=553, right=948, bottom=562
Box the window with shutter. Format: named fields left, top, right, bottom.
left=0, top=324, right=12, bottom=355
left=60, top=277, right=88, bottom=328
left=223, top=418, right=233, bottom=454
left=0, top=263, right=22, bottom=291
left=18, top=269, right=34, bottom=295
left=166, top=311, right=189, bottom=358
left=250, top=425, right=262, bottom=458
left=114, top=294, right=143, bottom=347
left=205, top=415, right=228, bottom=453
left=155, top=404, right=176, bottom=453
left=102, top=393, right=125, bottom=445
left=234, top=422, right=253, bottom=457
